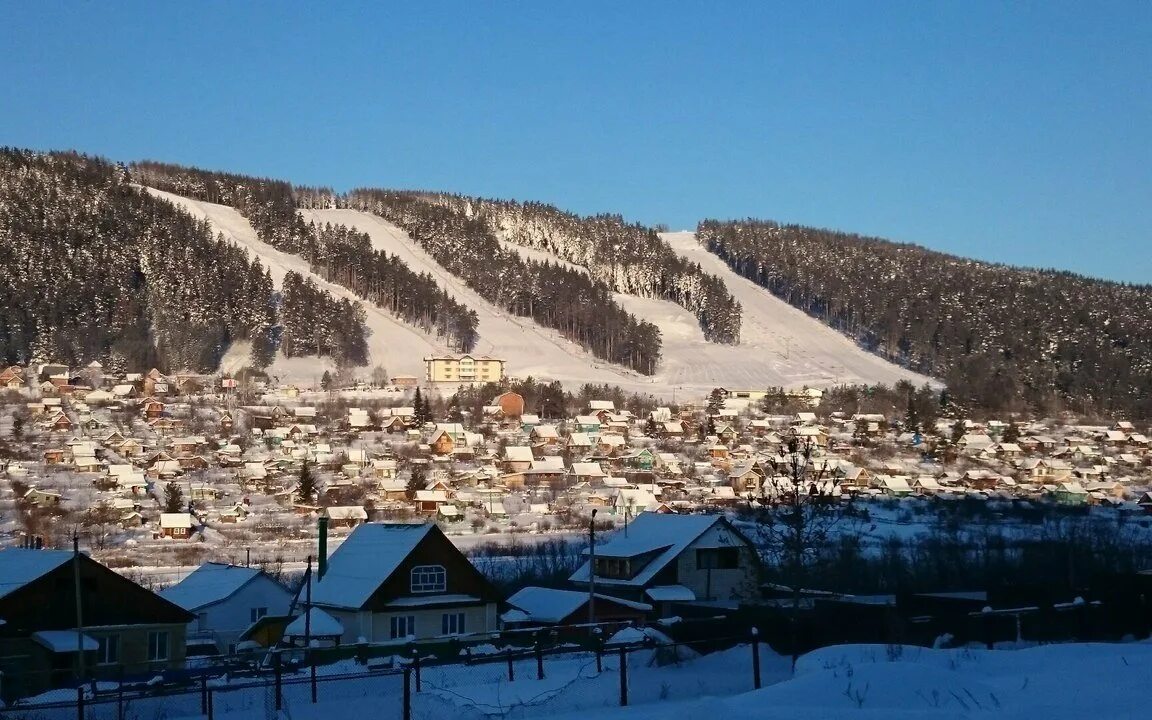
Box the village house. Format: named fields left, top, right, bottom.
left=160, top=563, right=293, bottom=654
left=569, top=513, right=762, bottom=617
left=308, top=523, right=502, bottom=645
left=0, top=550, right=193, bottom=700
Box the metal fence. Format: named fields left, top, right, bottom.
left=0, top=631, right=767, bottom=720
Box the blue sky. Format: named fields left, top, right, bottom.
left=3, top=2, right=1149, bottom=283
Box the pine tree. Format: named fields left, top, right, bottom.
left=413, top=387, right=432, bottom=425
left=321, top=371, right=333, bottom=391
left=1002, top=420, right=1020, bottom=443
left=297, top=460, right=316, bottom=504
left=163, top=481, right=184, bottom=514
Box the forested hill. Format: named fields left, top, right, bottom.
left=698, top=219, right=1152, bottom=418
left=344, top=190, right=663, bottom=375
left=409, top=193, right=742, bottom=344
left=0, top=149, right=279, bottom=373
left=133, top=161, right=478, bottom=353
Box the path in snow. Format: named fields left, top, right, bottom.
left=301, top=209, right=647, bottom=388
left=147, top=188, right=451, bottom=382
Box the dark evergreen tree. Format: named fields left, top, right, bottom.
left=297, top=460, right=316, bottom=504
left=163, top=481, right=184, bottom=514
left=406, top=465, right=426, bottom=500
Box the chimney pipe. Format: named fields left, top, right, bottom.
left=317, top=517, right=329, bottom=580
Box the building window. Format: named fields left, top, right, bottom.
left=410, top=565, right=446, bottom=593
left=96, top=635, right=119, bottom=665
left=441, top=612, right=465, bottom=636
left=250, top=607, right=268, bottom=623
left=594, top=557, right=633, bottom=579
left=390, top=615, right=416, bottom=639
left=148, top=630, right=169, bottom=662
left=696, top=548, right=740, bottom=570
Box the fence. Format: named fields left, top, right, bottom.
left=0, top=630, right=769, bottom=720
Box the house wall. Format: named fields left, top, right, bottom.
left=325, top=604, right=498, bottom=645
left=194, top=576, right=293, bottom=652
left=672, top=523, right=761, bottom=603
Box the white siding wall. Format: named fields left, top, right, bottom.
left=200, top=576, right=293, bottom=651
left=673, top=524, right=760, bottom=603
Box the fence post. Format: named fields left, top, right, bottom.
left=413, top=651, right=422, bottom=692
left=593, top=628, right=603, bottom=673
left=535, top=642, right=545, bottom=680
left=618, top=646, right=628, bottom=707
left=751, top=627, right=762, bottom=690
left=506, top=649, right=515, bottom=682
left=402, top=666, right=412, bottom=720
left=273, top=652, right=283, bottom=712
left=117, top=665, right=124, bottom=720
left=310, top=649, right=318, bottom=704
left=200, top=674, right=208, bottom=716
left=77, top=684, right=86, bottom=720
left=207, top=685, right=215, bottom=720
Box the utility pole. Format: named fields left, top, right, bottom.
left=587, top=509, right=597, bottom=626
left=73, top=534, right=86, bottom=683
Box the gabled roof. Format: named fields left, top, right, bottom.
left=0, top=550, right=74, bottom=600
left=160, top=562, right=266, bottom=611
left=310, top=523, right=435, bottom=610
left=569, top=514, right=737, bottom=588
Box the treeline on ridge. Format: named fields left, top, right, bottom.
left=0, top=149, right=277, bottom=373
left=698, top=219, right=1152, bottom=418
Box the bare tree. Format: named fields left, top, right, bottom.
left=751, top=432, right=852, bottom=670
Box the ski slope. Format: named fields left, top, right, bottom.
left=146, top=188, right=451, bottom=383
left=658, top=231, right=933, bottom=389
left=300, top=209, right=647, bottom=388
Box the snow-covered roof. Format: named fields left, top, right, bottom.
left=572, top=462, right=606, bottom=477
left=507, top=586, right=650, bottom=623
left=33, top=631, right=99, bottom=653
left=325, top=506, right=369, bottom=521
left=0, top=550, right=74, bottom=600
left=310, top=523, right=434, bottom=610
left=504, top=446, right=534, bottom=462
left=160, top=513, right=196, bottom=529
left=283, top=607, right=344, bottom=638
left=569, top=514, right=731, bottom=588
left=160, top=563, right=263, bottom=611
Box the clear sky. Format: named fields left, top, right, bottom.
left=3, top=2, right=1149, bottom=284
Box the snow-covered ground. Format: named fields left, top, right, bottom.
left=21, top=641, right=1148, bottom=719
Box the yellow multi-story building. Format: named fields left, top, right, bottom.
left=424, top=354, right=506, bottom=383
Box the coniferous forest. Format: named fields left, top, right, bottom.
left=414, top=194, right=742, bottom=344
left=0, top=149, right=278, bottom=373
left=698, top=219, right=1152, bottom=418
left=346, top=189, right=663, bottom=375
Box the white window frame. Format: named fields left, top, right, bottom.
left=96, top=635, right=119, bottom=665
left=441, top=612, right=465, bottom=636
left=390, top=615, right=416, bottom=639
left=410, top=565, right=446, bottom=593
left=148, top=630, right=169, bottom=662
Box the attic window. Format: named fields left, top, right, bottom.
left=411, top=565, right=446, bottom=593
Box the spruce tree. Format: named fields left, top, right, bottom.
left=163, top=481, right=184, bottom=514
left=297, top=460, right=316, bottom=504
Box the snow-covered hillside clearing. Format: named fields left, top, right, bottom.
left=658, top=231, right=933, bottom=389
left=145, top=188, right=933, bottom=394
left=147, top=189, right=450, bottom=384
left=301, top=209, right=647, bottom=388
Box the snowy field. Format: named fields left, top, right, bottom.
left=15, top=641, right=1148, bottom=720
